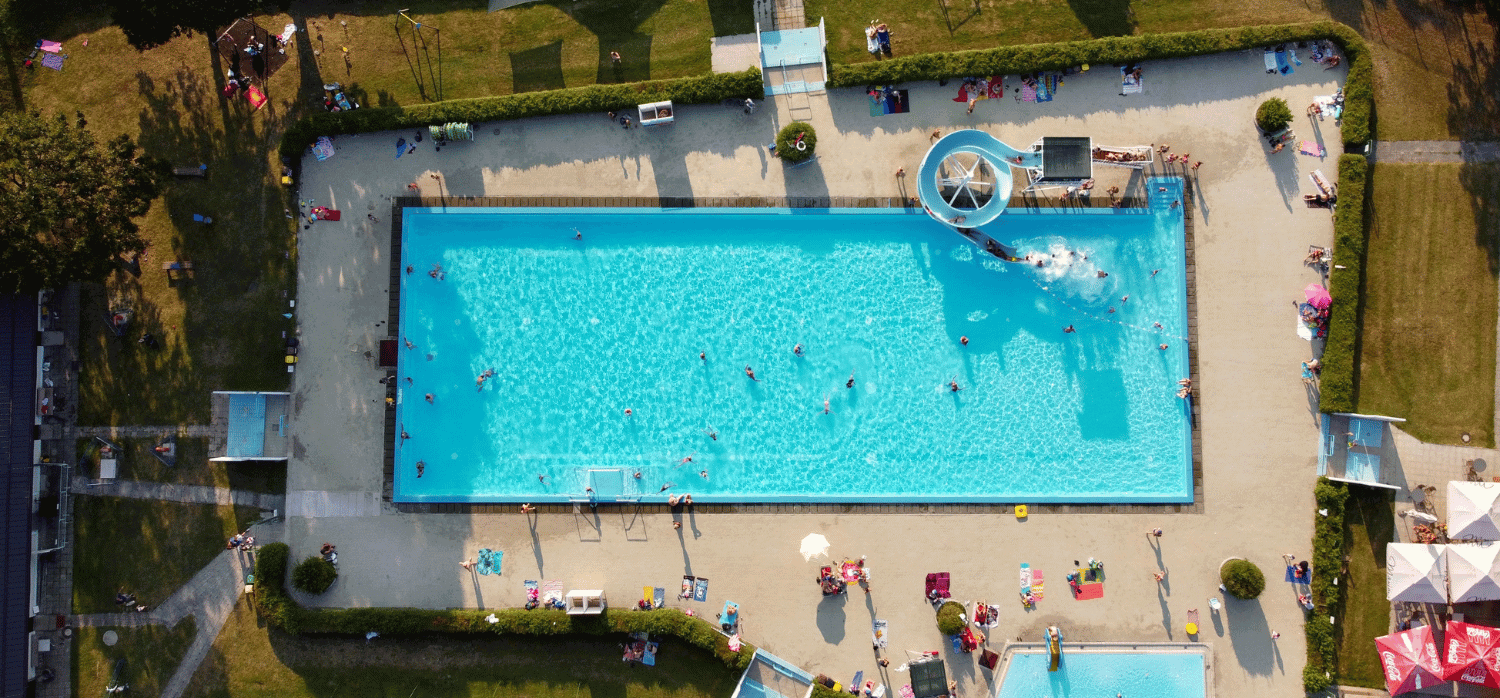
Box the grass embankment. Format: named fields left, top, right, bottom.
left=809, top=0, right=1498, bottom=142
left=76, top=437, right=286, bottom=493
left=73, top=620, right=198, bottom=698
left=184, top=603, right=742, bottom=698
left=1336, top=487, right=1395, bottom=688
left=72, top=495, right=261, bottom=613
left=1357, top=163, right=1499, bottom=446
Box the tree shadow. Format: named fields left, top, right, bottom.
left=706, top=0, right=756, bottom=37
left=1063, top=0, right=1136, bottom=38
left=817, top=592, right=848, bottom=644
left=1458, top=160, right=1500, bottom=276
left=511, top=41, right=567, bottom=94
left=1225, top=595, right=1274, bottom=676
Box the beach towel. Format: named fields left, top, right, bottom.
left=39, top=40, right=62, bottom=53
left=279, top=23, right=297, bottom=44
left=1275, top=50, right=1293, bottom=75
left=1300, top=141, right=1325, bottom=157
left=654, top=587, right=665, bottom=608
left=1263, top=50, right=1278, bottom=74
left=1121, top=67, right=1142, bottom=95
left=851, top=671, right=864, bottom=692
left=869, top=87, right=909, bottom=116
left=643, top=641, right=658, bottom=666
left=987, top=76, right=1005, bottom=99
left=952, top=85, right=970, bottom=103
left=1074, top=582, right=1104, bottom=600
left=1032, top=569, right=1045, bottom=599
left=1036, top=77, right=1054, bottom=102
left=693, top=577, right=709, bottom=602
left=476, top=548, right=494, bottom=575
left=40, top=53, right=64, bottom=71
left=876, top=28, right=891, bottom=54
left=1290, top=49, right=1303, bottom=66
left=865, top=28, right=879, bottom=55
left=525, top=580, right=539, bottom=602
left=1285, top=565, right=1300, bottom=583
left=312, top=136, right=335, bottom=161
left=873, top=619, right=889, bottom=648
left=245, top=85, right=267, bottom=110
left=542, top=580, right=563, bottom=605
left=395, top=138, right=407, bottom=158
left=900, top=686, right=915, bottom=698
left=1020, top=563, right=1033, bottom=591
left=1310, top=169, right=1332, bottom=194
left=1020, top=83, right=1037, bottom=102
left=681, top=576, right=695, bottom=598
left=720, top=601, right=739, bottom=627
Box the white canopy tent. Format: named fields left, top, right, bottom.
left=1388, top=543, right=1449, bottom=604
left=1449, top=481, right=1500, bottom=541
left=1448, top=544, right=1500, bottom=602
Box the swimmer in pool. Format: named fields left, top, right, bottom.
left=949, top=378, right=962, bottom=392
left=960, top=336, right=969, bottom=345
left=573, top=228, right=582, bottom=240
left=846, top=370, right=856, bottom=389
left=823, top=395, right=832, bottom=414
left=793, top=343, right=804, bottom=357
left=400, top=429, right=409, bottom=442
left=679, top=454, right=695, bottom=466
left=416, top=460, right=425, bottom=477
left=660, top=482, right=674, bottom=492
left=404, top=338, right=415, bottom=349
left=1064, top=325, right=1076, bottom=333
left=538, top=474, right=548, bottom=484
left=425, top=393, right=434, bottom=403
left=703, top=428, right=718, bottom=441
left=700, top=470, right=709, bottom=480
left=699, top=351, right=706, bottom=361
left=745, top=365, right=759, bottom=381
left=405, top=265, right=413, bottom=274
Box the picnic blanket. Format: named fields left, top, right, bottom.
left=312, top=136, right=335, bottom=161
left=38, top=40, right=62, bottom=53
left=1073, top=581, right=1105, bottom=600
left=900, top=685, right=915, bottom=698
left=693, top=577, right=709, bottom=602
left=245, top=85, right=267, bottom=110
left=278, top=23, right=297, bottom=44
left=476, top=548, right=501, bottom=575
left=1300, top=141, right=1325, bottom=157
left=868, top=87, right=910, bottom=116
left=873, top=619, right=889, bottom=648
left=40, top=53, right=64, bottom=71
left=1019, top=83, right=1037, bottom=102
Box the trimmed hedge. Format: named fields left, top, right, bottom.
left=1305, top=477, right=1350, bottom=693
left=252, top=543, right=754, bottom=671
left=936, top=601, right=966, bottom=635
left=827, top=21, right=1373, bottom=147
left=292, top=555, right=337, bottom=594
left=1318, top=155, right=1370, bottom=413
left=1220, top=559, right=1266, bottom=599
left=279, top=69, right=763, bottom=161
left=1256, top=98, right=1294, bottom=133
left=776, top=122, right=817, bottom=163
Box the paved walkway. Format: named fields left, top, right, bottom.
left=72, top=518, right=284, bottom=698
left=71, top=476, right=284, bottom=510
left=1369, top=141, right=1500, bottom=163
left=77, top=425, right=213, bottom=438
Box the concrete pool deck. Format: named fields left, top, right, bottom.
left=290, top=51, right=1345, bottom=698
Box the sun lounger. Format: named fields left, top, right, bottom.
left=693, top=577, right=709, bottom=602
left=873, top=619, right=889, bottom=647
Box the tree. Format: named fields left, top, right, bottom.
left=1220, top=559, right=1266, bottom=599
left=776, top=122, right=817, bottom=163
left=292, top=555, right=338, bottom=594
left=0, top=111, right=167, bottom=294
left=105, top=0, right=289, bottom=50
left=1255, top=97, right=1293, bottom=133
left=935, top=600, right=966, bottom=635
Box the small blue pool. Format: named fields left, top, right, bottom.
left=394, top=186, right=1191, bottom=503
left=996, top=650, right=1206, bottom=698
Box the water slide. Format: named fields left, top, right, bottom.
left=917, top=130, right=1042, bottom=228
left=1047, top=626, right=1062, bottom=671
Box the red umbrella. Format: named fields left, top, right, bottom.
left=1304, top=283, right=1332, bottom=309
left=1441, top=621, right=1500, bottom=688
left=1376, top=626, right=1444, bottom=694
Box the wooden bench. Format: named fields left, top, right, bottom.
left=162, top=261, right=194, bottom=277
left=173, top=165, right=207, bottom=178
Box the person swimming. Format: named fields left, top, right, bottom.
left=846, top=370, right=856, bottom=389
left=949, top=378, right=962, bottom=392
left=745, top=365, right=759, bottom=381
left=823, top=395, right=832, bottom=414
left=416, top=460, right=426, bottom=477
left=793, top=343, right=804, bottom=357
left=703, top=427, right=718, bottom=441
left=699, top=351, right=706, bottom=361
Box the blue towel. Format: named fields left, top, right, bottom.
left=693, top=577, right=709, bottom=602
left=477, top=548, right=493, bottom=575
left=1275, top=50, right=1294, bottom=75
left=1285, top=565, right=1298, bottom=583
left=490, top=550, right=502, bottom=575
left=395, top=138, right=407, bottom=159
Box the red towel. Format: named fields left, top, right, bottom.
left=953, top=86, right=969, bottom=102
left=1073, top=583, right=1104, bottom=600
left=987, top=76, right=1004, bottom=99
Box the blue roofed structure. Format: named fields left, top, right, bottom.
left=0, top=292, right=37, bottom=698
left=210, top=391, right=291, bottom=461
left=758, top=21, right=826, bottom=96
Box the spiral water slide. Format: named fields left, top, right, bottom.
left=917, top=130, right=1042, bottom=227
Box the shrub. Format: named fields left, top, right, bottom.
left=1303, top=661, right=1333, bottom=694
left=936, top=601, right=966, bottom=635
left=1220, top=559, right=1266, bottom=599
left=280, top=69, right=763, bottom=162
left=292, top=555, right=338, bottom=594
left=1256, top=97, right=1294, bottom=133
left=776, top=122, right=817, bottom=163
left=1318, top=155, right=1369, bottom=413
left=254, top=542, right=301, bottom=634
left=1312, top=478, right=1350, bottom=609
left=826, top=21, right=1373, bottom=147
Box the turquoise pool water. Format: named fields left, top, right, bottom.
left=394, top=185, right=1190, bottom=503
left=996, top=650, right=1205, bottom=698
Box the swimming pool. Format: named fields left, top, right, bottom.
left=394, top=186, right=1191, bottom=503
left=996, top=649, right=1206, bottom=698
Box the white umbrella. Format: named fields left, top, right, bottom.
left=1448, top=544, right=1500, bottom=602
left=1449, top=482, right=1500, bottom=540
left=1387, top=543, right=1448, bottom=604
left=800, top=533, right=830, bottom=561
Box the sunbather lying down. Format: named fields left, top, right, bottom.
left=1303, top=193, right=1336, bottom=204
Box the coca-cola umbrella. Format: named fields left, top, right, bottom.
left=1304, top=283, right=1332, bottom=309
left=1441, top=621, right=1500, bottom=688
left=1376, top=625, right=1444, bottom=695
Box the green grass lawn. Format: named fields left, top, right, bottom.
left=184, top=603, right=741, bottom=698
left=1357, top=163, right=1499, bottom=446
left=76, top=437, right=287, bottom=494
left=1337, top=487, right=1395, bottom=688
left=73, top=620, right=198, bottom=698
left=72, top=495, right=261, bottom=613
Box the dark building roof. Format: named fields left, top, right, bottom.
left=0, top=292, right=34, bottom=698
left=1039, top=136, right=1093, bottom=181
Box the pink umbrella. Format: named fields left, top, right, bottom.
left=1377, top=625, right=1445, bottom=694
left=1304, top=283, right=1332, bottom=309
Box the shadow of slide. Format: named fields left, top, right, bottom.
left=1064, top=0, right=1136, bottom=37
left=511, top=41, right=567, bottom=93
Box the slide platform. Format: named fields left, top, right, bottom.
left=917, top=130, right=1041, bottom=228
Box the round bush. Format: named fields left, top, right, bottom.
left=1255, top=97, right=1293, bottom=133
left=936, top=601, right=966, bottom=635
left=292, top=555, right=338, bottom=594
left=1221, top=559, right=1266, bottom=599
left=776, top=122, right=818, bottom=163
